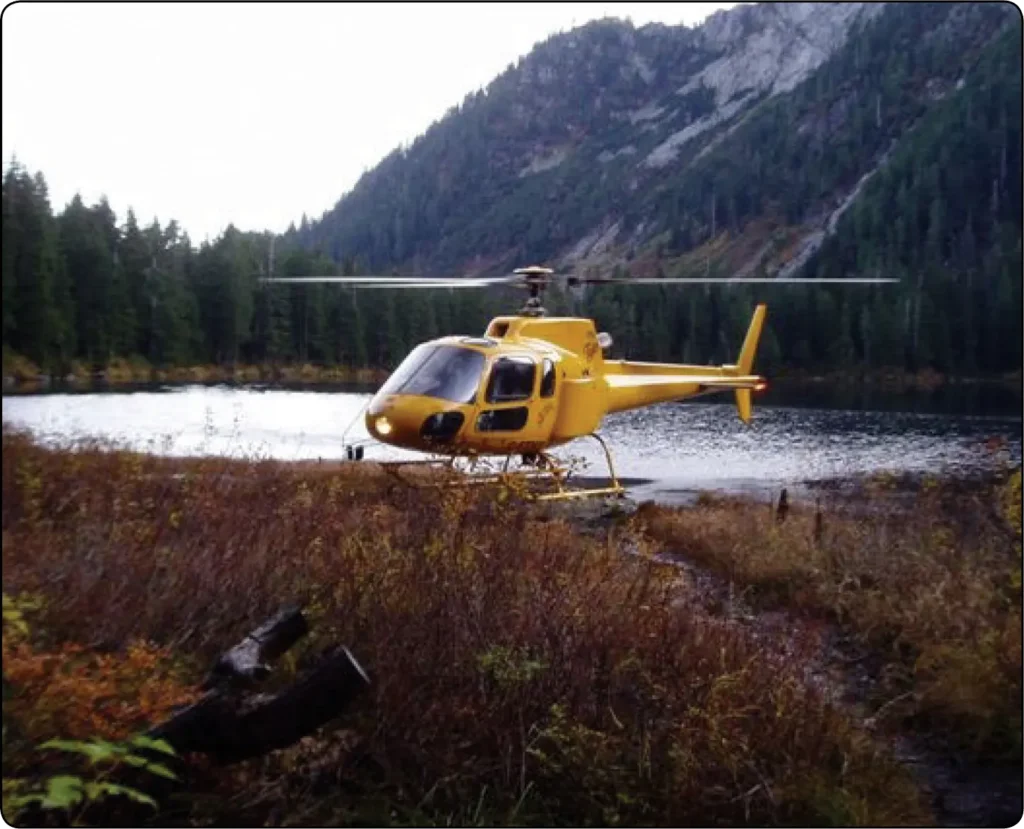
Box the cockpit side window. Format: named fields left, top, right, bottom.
left=485, top=356, right=536, bottom=403
left=540, top=358, right=556, bottom=398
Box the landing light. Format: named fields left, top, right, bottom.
left=754, top=380, right=768, bottom=392
left=375, top=416, right=393, bottom=436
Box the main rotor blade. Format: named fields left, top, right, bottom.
left=579, top=277, right=899, bottom=285
left=260, top=275, right=520, bottom=287
left=357, top=280, right=522, bottom=290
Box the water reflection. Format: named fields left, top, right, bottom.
left=762, top=379, right=1022, bottom=418
left=592, top=399, right=1020, bottom=502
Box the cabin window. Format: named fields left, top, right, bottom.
left=476, top=407, right=529, bottom=432
left=540, top=358, right=556, bottom=398
left=485, top=356, right=536, bottom=403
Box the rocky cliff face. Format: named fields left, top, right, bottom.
left=640, top=2, right=882, bottom=170
left=699, top=3, right=881, bottom=97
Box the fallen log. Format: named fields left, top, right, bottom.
left=148, top=607, right=370, bottom=764
left=202, top=604, right=309, bottom=688
left=11, top=608, right=369, bottom=828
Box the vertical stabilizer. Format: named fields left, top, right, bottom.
left=735, top=304, right=766, bottom=423
left=738, top=304, right=767, bottom=375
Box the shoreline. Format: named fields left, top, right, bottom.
left=2, top=354, right=1020, bottom=396
left=2, top=425, right=1017, bottom=509
left=1, top=362, right=390, bottom=394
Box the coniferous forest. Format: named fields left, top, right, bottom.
left=2, top=4, right=1020, bottom=382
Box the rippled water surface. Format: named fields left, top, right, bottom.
left=3, top=384, right=1020, bottom=503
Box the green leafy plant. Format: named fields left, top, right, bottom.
left=3, top=734, right=177, bottom=824
left=477, top=645, right=547, bottom=689
left=2, top=593, right=42, bottom=642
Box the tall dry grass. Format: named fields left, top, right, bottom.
left=634, top=473, right=1022, bottom=763
left=2, top=428, right=932, bottom=825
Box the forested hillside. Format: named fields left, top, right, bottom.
left=2, top=2, right=1020, bottom=379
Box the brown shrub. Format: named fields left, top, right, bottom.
left=1, top=428, right=930, bottom=825
left=635, top=475, right=1023, bottom=762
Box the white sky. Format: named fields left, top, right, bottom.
left=2, top=2, right=735, bottom=242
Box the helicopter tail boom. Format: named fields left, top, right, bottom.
left=602, top=370, right=764, bottom=413
left=602, top=304, right=767, bottom=422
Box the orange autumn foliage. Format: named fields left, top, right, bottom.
left=2, top=637, right=201, bottom=743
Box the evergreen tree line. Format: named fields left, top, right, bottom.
left=1, top=166, right=513, bottom=374
left=2, top=131, right=1019, bottom=381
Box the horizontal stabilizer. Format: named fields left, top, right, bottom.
left=604, top=374, right=765, bottom=390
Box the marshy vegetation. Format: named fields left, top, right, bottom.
left=636, top=473, right=1022, bottom=764
left=1, top=427, right=1020, bottom=826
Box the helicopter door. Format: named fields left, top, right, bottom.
left=475, top=356, right=536, bottom=433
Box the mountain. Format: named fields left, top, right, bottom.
left=291, top=3, right=1014, bottom=271
left=283, top=2, right=1020, bottom=375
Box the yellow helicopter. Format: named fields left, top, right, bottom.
left=266, top=265, right=893, bottom=500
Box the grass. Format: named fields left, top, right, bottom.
left=634, top=470, right=1023, bottom=763
left=4, top=427, right=1015, bottom=825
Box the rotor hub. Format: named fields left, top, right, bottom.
left=513, top=266, right=554, bottom=317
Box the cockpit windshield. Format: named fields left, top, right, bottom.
left=377, top=344, right=485, bottom=405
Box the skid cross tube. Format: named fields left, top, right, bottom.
left=534, top=433, right=625, bottom=502
left=373, top=434, right=626, bottom=502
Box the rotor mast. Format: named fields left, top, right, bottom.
left=514, top=266, right=554, bottom=317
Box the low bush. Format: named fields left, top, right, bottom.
left=1, top=428, right=936, bottom=825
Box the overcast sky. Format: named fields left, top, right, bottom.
left=2, top=2, right=735, bottom=242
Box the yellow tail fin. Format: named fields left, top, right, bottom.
left=735, top=304, right=767, bottom=424
left=738, top=304, right=767, bottom=375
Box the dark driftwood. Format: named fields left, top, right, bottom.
left=148, top=608, right=370, bottom=764
left=202, top=605, right=309, bottom=688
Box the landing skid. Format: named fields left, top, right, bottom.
left=377, top=457, right=458, bottom=487
left=530, top=434, right=625, bottom=502
left=374, top=434, right=626, bottom=502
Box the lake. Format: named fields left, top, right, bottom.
left=3, top=382, right=1020, bottom=504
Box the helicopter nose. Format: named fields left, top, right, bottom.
left=366, top=395, right=469, bottom=449
left=365, top=396, right=428, bottom=445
